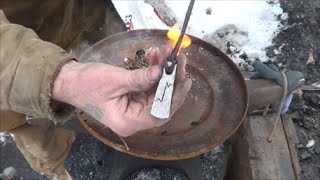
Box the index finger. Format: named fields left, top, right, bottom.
left=176, top=53, right=187, bottom=82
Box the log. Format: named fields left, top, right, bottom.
left=144, top=0, right=177, bottom=27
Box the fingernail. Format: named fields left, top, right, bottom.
left=147, top=66, right=162, bottom=81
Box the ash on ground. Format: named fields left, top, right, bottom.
left=1, top=132, right=230, bottom=179
left=65, top=134, right=110, bottom=180
left=124, top=167, right=188, bottom=180
left=0, top=133, right=46, bottom=179
left=200, top=145, right=230, bottom=180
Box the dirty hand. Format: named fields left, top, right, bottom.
left=52, top=45, right=192, bottom=137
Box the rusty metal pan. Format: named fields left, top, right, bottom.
left=78, top=29, right=248, bottom=160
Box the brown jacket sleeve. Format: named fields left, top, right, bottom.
left=0, top=10, right=76, bottom=123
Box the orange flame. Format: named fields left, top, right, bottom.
left=167, top=24, right=191, bottom=51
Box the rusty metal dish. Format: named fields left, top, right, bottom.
left=78, top=29, right=248, bottom=160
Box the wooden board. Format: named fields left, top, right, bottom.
left=226, top=114, right=301, bottom=180
left=282, top=114, right=301, bottom=180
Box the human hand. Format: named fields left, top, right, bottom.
left=53, top=45, right=192, bottom=137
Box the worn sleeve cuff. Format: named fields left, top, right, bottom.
left=9, top=39, right=78, bottom=123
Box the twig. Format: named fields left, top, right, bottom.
left=118, top=135, right=130, bottom=150
left=301, top=130, right=309, bottom=141
left=263, top=104, right=270, bottom=116
left=248, top=109, right=272, bottom=115
left=267, top=71, right=288, bottom=142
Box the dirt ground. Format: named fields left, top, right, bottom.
left=266, top=0, right=320, bottom=179
left=0, top=132, right=229, bottom=179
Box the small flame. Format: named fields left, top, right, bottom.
left=167, top=24, right=191, bottom=50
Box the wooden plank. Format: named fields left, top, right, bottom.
left=226, top=114, right=297, bottom=180
left=282, top=115, right=299, bottom=143
left=225, top=119, right=252, bottom=180
left=248, top=114, right=295, bottom=180
left=282, top=114, right=302, bottom=180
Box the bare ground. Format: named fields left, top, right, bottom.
left=266, top=0, right=320, bottom=179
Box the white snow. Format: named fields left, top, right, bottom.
left=0, top=132, right=13, bottom=147
left=0, top=132, right=5, bottom=143
left=111, top=0, right=287, bottom=70
left=312, top=82, right=320, bottom=88
left=306, top=139, right=315, bottom=148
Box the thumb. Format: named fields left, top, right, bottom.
left=126, top=65, right=162, bottom=92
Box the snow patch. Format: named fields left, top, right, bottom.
left=112, top=0, right=287, bottom=70
left=306, top=140, right=315, bottom=148
left=0, top=132, right=13, bottom=147
left=0, top=132, right=5, bottom=143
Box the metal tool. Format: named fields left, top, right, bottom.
left=151, top=0, right=196, bottom=119
left=150, top=62, right=177, bottom=119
